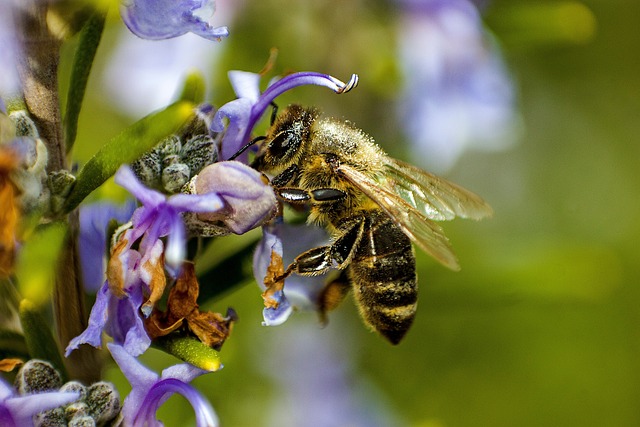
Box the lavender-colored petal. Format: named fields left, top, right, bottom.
left=106, top=284, right=151, bottom=356
left=214, top=71, right=358, bottom=160
left=65, top=281, right=111, bottom=356
left=169, top=192, right=224, bottom=213
left=120, top=0, right=229, bottom=41
left=239, top=72, right=358, bottom=148
left=109, top=344, right=217, bottom=427
left=228, top=70, right=261, bottom=102
left=115, top=165, right=164, bottom=207
left=134, top=379, right=218, bottom=427
left=252, top=224, right=283, bottom=292
left=79, top=200, right=137, bottom=292
left=164, top=211, right=186, bottom=272
left=194, top=161, right=277, bottom=234
left=4, top=392, right=80, bottom=426
left=262, top=291, right=293, bottom=327
left=108, top=343, right=157, bottom=423
left=213, top=98, right=253, bottom=159
left=253, top=224, right=292, bottom=326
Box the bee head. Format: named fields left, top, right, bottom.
left=252, top=105, right=318, bottom=173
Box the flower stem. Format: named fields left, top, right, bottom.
left=14, top=1, right=101, bottom=383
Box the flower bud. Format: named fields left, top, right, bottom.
left=15, top=360, right=62, bottom=394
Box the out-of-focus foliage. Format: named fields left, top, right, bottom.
left=62, top=0, right=640, bottom=425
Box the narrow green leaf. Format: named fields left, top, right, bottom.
left=62, top=101, right=195, bottom=213
left=19, top=300, right=69, bottom=381
left=153, top=335, right=222, bottom=372
left=14, top=223, right=67, bottom=308
left=64, top=8, right=107, bottom=154
left=178, top=71, right=207, bottom=104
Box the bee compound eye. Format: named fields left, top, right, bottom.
left=269, top=131, right=296, bottom=157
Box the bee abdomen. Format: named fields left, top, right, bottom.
left=350, top=213, right=417, bottom=345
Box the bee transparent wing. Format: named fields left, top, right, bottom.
left=383, top=159, right=494, bottom=221
left=336, top=163, right=461, bottom=270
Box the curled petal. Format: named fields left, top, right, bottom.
left=120, top=0, right=229, bottom=41
left=108, top=344, right=217, bottom=427
left=215, top=71, right=358, bottom=160
left=133, top=378, right=218, bottom=427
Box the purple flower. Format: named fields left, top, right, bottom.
left=395, top=0, right=518, bottom=172
left=212, top=71, right=359, bottom=160
left=66, top=165, right=225, bottom=356
left=114, top=165, right=224, bottom=272
left=253, top=222, right=330, bottom=326
left=79, top=200, right=137, bottom=293
left=0, top=2, right=21, bottom=97
left=0, top=377, right=79, bottom=427
left=120, top=0, right=229, bottom=41
left=108, top=343, right=218, bottom=427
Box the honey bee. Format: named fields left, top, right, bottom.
left=242, top=104, right=493, bottom=344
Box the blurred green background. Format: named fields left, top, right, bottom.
left=63, top=0, right=640, bottom=425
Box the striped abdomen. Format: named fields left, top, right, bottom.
left=348, top=210, right=417, bottom=344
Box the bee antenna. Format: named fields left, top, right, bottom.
left=229, top=135, right=267, bottom=161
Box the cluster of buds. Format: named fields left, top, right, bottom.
left=14, top=360, right=120, bottom=427
left=131, top=130, right=217, bottom=194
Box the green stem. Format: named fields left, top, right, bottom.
left=14, top=2, right=65, bottom=172
left=14, top=1, right=101, bottom=383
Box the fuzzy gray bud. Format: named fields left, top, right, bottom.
left=15, top=360, right=62, bottom=394
left=86, top=381, right=120, bottom=425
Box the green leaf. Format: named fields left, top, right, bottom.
left=153, top=335, right=222, bottom=372
left=14, top=223, right=67, bottom=308
left=62, top=101, right=195, bottom=213
left=178, top=71, right=207, bottom=104
left=19, top=300, right=69, bottom=381
left=64, top=8, right=107, bottom=154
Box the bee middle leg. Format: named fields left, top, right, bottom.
left=278, top=215, right=365, bottom=280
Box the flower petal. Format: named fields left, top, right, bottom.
left=115, top=165, right=164, bottom=207
left=65, top=281, right=111, bottom=356
left=120, top=0, right=229, bottom=41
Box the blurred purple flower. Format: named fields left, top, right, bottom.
left=261, top=322, right=403, bottom=427
left=0, top=2, right=21, bottom=97
left=79, top=200, right=137, bottom=293
left=253, top=222, right=329, bottom=326
left=120, top=0, right=228, bottom=41
left=212, top=71, right=359, bottom=160
left=0, top=377, right=79, bottom=427
left=396, top=0, right=518, bottom=172
left=108, top=343, right=218, bottom=427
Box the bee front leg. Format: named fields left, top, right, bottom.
left=277, top=215, right=364, bottom=280
left=277, top=187, right=347, bottom=204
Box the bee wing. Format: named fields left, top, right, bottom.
left=336, top=163, right=461, bottom=270
left=383, top=159, right=494, bottom=221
